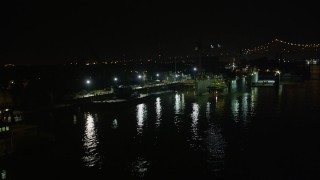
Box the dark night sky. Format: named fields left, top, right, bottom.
left=1, top=0, right=319, bottom=65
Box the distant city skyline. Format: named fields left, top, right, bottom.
left=1, top=1, right=319, bottom=65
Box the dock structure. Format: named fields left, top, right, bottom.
left=251, top=81, right=275, bottom=87
left=206, top=75, right=228, bottom=93
left=248, top=71, right=278, bottom=87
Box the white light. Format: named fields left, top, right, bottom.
left=138, top=75, right=142, bottom=79
left=156, top=73, right=159, bottom=77
left=86, top=80, right=91, bottom=84
left=114, top=77, right=118, bottom=81
left=193, top=67, right=197, bottom=71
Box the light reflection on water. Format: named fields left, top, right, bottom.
left=82, top=113, right=101, bottom=167
left=231, top=95, right=240, bottom=123
left=131, top=157, right=150, bottom=178
left=4, top=66, right=320, bottom=179
left=73, top=114, right=77, bottom=125
left=136, top=103, right=147, bottom=135
left=230, top=80, right=258, bottom=125
left=251, top=87, right=257, bottom=112
left=1, top=169, right=7, bottom=180
left=174, top=93, right=181, bottom=114
left=155, top=97, right=162, bottom=128
left=94, top=80, right=259, bottom=174
left=174, top=93, right=185, bottom=128
left=206, top=102, right=211, bottom=120
left=205, top=125, right=226, bottom=174
left=112, top=119, right=118, bottom=129
left=191, top=103, right=200, bottom=140
left=214, top=94, right=225, bottom=114
left=174, top=93, right=185, bottom=115
left=230, top=80, right=237, bottom=93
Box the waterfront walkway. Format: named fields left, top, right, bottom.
left=73, top=80, right=195, bottom=100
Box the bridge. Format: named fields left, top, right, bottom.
left=241, top=39, right=320, bottom=62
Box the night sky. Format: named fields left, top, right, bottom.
left=1, top=0, right=319, bottom=65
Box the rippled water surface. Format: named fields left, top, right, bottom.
left=1, top=65, right=320, bottom=179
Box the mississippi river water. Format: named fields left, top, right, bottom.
left=1, top=65, right=320, bottom=179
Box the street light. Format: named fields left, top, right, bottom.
left=275, top=70, right=281, bottom=85
left=156, top=73, right=159, bottom=81
left=138, top=75, right=142, bottom=86
left=85, top=79, right=91, bottom=97
left=113, top=77, right=118, bottom=88
left=193, top=67, right=197, bottom=80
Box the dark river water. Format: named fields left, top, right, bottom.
left=1, top=65, right=320, bottom=179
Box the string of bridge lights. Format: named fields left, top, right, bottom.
left=242, top=39, right=320, bottom=55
